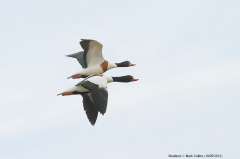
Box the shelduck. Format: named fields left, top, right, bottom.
left=58, top=74, right=139, bottom=125
left=66, top=39, right=135, bottom=79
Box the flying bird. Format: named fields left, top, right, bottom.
left=58, top=74, right=139, bottom=125
left=66, top=39, right=135, bottom=79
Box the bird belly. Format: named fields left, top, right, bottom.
left=78, top=65, right=104, bottom=75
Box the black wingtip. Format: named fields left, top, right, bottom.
left=65, top=54, right=76, bottom=58
left=65, top=54, right=74, bottom=58
left=99, top=112, right=105, bottom=116
left=90, top=119, right=97, bottom=126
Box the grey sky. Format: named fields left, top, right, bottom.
left=0, top=0, right=239, bottom=159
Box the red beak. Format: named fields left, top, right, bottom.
left=130, top=63, right=136, bottom=66
left=132, top=76, right=139, bottom=81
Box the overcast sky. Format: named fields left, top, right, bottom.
left=0, top=0, right=240, bottom=158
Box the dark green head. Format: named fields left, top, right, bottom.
left=115, top=61, right=135, bottom=67
left=112, top=75, right=139, bottom=82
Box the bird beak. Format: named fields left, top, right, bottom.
left=57, top=91, right=73, bottom=96
left=130, top=63, right=136, bottom=66
left=67, top=74, right=82, bottom=79
left=131, top=76, right=139, bottom=81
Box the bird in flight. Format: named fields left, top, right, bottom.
left=66, top=39, right=135, bottom=79
left=58, top=74, right=138, bottom=125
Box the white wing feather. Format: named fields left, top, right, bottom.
left=87, top=40, right=105, bottom=67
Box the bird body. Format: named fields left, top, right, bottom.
left=68, top=61, right=117, bottom=78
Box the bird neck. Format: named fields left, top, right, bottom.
left=107, top=62, right=117, bottom=70
left=104, top=75, right=114, bottom=83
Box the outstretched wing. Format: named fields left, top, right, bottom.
left=81, top=93, right=98, bottom=125
left=90, top=87, right=108, bottom=115
left=77, top=75, right=109, bottom=116
left=80, top=39, right=105, bottom=67
left=66, top=51, right=86, bottom=68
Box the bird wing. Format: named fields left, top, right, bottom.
left=81, top=93, right=98, bottom=125
left=66, top=51, right=86, bottom=68
left=80, top=39, right=105, bottom=67
left=90, top=87, right=108, bottom=115
left=77, top=75, right=108, bottom=115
